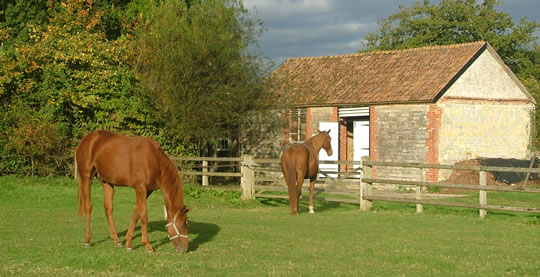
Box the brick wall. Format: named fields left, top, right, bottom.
left=426, top=105, right=442, bottom=182
left=339, top=119, right=347, bottom=171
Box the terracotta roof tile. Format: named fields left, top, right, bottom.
left=273, top=41, right=487, bottom=107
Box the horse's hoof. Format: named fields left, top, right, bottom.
left=83, top=243, right=91, bottom=248
left=125, top=247, right=133, bottom=252
left=309, top=210, right=315, bottom=214
left=115, top=243, right=123, bottom=248
left=147, top=249, right=154, bottom=253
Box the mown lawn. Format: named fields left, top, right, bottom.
left=1, top=176, right=539, bottom=276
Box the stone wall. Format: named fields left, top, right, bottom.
left=372, top=104, right=430, bottom=181
left=309, top=107, right=336, bottom=137
left=240, top=109, right=287, bottom=159
left=438, top=101, right=534, bottom=170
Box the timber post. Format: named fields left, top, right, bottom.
left=241, top=155, right=255, bottom=200
left=479, top=170, right=487, bottom=219
left=360, top=156, right=373, bottom=211
left=202, top=160, right=209, bottom=186
left=416, top=167, right=424, bottom=214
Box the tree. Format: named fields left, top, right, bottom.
left=0, top=0, right=157, bottom=173
left=135, top=0, right=272, bottom=155
left=0, top=0, right=52, bottom=48
left=365, top=0, right=538, bottom=58
left=364, top=0, right=540, bottom=146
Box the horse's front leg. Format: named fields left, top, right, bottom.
left=309, top=178, right=316, bottom=214
left=125, top=189, right=153, bottom=252
left=124, top=209, right=139, bottom=251
left=102, top=182, right=122, bottom=247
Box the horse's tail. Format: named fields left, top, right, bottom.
left=281, top=154, right=297, bottom=189
left=287, top=161, right=297, bottom=189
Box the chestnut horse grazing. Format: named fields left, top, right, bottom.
left=280, top=130, right=333, bottom=215
left=76, top=130, right=190, bottom=254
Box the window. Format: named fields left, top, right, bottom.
left=289, top=108, right=307, bottom=143
left=217, top=138, right=229, bottom=151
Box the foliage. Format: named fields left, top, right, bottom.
left=135, top=0, right=273, bottom=155
left=0, top=0, right=53, bottom=48
left=0, top=0, right=164, bottom=173
left=364, top=0, right=540, bottom=146
left=365, top=0, right=538, bottom=57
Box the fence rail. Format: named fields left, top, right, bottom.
left=172, top=155, right=540, bottom=218
left=360, top=158, right=540, bottom=217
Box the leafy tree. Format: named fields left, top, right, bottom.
left=0, top=0, right=52, bottom=48
left=0, top=0, right=157, bottom=173
left=135, top=0, right=272, bottom=155
left=365, top=0, right=538, bottom=59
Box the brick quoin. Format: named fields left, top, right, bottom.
left=369, top=106, right=378, bottom=178
left=331, top=107, right=338, bottom=122
left=306, top=108, right=313, bottom=138
left=426, top=105, right=442, bottom=182
left=282, top=110, right=290, bottom=145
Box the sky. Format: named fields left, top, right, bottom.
left=242, top=0, right=540, bottom=68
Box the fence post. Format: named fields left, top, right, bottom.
left=202, top=160, right=209, bottom=187
left=416, top=167, right=424, bottom=214
left=479, top=170, right=487, bottom=219
left=360, top=156, right=372, bottom=211
left=241, top=155, right=255, bottom=200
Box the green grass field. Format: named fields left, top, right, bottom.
left=1, top=176, right=539, bottom=276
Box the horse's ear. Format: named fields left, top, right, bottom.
left=316, top=128, right=321, bottom=133
left=181, top=206, right=192, bottom=215
left=326, top=129, right=331, bottom=134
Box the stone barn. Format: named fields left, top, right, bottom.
left=246, top=41, right=535, bottom=182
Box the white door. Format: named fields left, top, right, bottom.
left=353, top=120, right=369, bottom=178
left=353, top=120, right=370, bottom=161
left=318, top=122, right=339, bottom=178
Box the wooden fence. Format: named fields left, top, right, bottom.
left=175, top=156, right=540, bottom=218
left=4, top=154, right=539, bottom=218
left=0, top=155, right=74, bottom=176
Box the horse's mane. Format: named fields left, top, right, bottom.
left=158, top=147, right=181, bottom=188
left=304, top=131, right=326, bottom=145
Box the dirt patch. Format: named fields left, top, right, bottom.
left=439, top=159, right=540, bottom=193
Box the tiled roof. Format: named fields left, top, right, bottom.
left=273, top=41, right=488, bottom=107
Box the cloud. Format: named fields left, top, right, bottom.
left=244, top=0, right=332, bottom=19
left=243, top=0, right=540, bottom=68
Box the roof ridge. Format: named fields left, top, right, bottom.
left=286, top=41, right=486, bottom=62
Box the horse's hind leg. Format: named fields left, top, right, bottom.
left=287, top=182, right=298, bottom=215
left=77, top=170, right=94, bottom=248
left=308, top=179, right=316, bottom=214
left=294, top=175, right=305, bottom=214
left=102, top=182, right=122, bottom=247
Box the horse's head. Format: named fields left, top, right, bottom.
left=166, top=205, right=191, bottom=254
left=320, top=129, right=333, bottom=157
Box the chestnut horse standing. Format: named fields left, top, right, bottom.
left=280, top=130, right=333, bottom=215
left=76, top=130, right=190, bottom=254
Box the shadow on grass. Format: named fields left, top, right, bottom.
left=258, top=196, right=354, bottom=214
left=105, top=220, right=220, bottom=252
